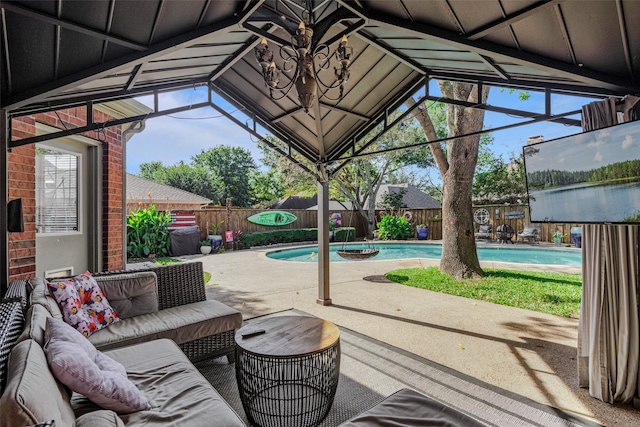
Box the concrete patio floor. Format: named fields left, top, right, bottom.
left=194, top=242, right=639, bottom=426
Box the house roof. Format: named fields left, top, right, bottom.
left=271, top=194, right=318, bottom=210
left=126, top=173, right=211, bottom=205
left=375, top=184, right=442, bottom=209
left=306, top=200, right=353, bottom=211
left=273, top=193, right=353, bottom=211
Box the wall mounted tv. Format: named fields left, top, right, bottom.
left=523, top=120, right=640, bottom=224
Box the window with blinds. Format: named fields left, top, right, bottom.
left=35, top=148, right=79, bottom=233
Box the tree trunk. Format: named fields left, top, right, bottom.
left=407, top=82, right=489, bottom=279
left=440, top=135, right=483, bottom=278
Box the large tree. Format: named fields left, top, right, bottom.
left=473, top=151, right=527, bottom=205
left=249, top=168, right=286, bottom=208
left=408, top=82, right=491, bottom=279
left=139, top=160, right=224, bottom=203
left=192, top=146, right=257, bottom=207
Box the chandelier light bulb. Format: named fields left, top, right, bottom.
left=341, top=35, right=348, bottom=46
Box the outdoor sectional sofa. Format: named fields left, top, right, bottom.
left=0, top=261, right=246, bottom=426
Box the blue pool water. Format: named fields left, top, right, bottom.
left=266, top=243, right=582, bottom=266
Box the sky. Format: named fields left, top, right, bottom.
left=125, top=81, right=594, bottom=176
left=525, top=120, right=640, bottom=173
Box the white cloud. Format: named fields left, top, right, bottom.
left=621, top=134, right=635, bottom=149
left=593, top=152, right=604, bottom=163
left=587, top=136, right=608, bottom=147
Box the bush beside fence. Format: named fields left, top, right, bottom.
left=238, top=227, right=356, bottom=249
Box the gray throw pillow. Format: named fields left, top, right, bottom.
left=43, top=317, right=151, bottom=414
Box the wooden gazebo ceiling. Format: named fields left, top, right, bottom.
left=2, top=0, right=639, bottom=163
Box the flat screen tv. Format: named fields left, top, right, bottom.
left=523, top=120, right=640, bottom=224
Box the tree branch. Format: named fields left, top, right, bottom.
left=404, top=97, right=449, bottom=178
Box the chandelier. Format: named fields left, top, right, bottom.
left=254, top=11, right=353, bottom=113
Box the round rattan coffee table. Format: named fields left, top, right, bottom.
left=234, top=316, right=340, bottom=427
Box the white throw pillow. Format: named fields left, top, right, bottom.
left=44, top=317, right=151, bottom=413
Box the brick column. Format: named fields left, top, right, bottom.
left=95, top=111, right=125, bottom=271
left=8, top=117, right=36, bottom=281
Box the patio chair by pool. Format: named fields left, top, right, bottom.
left=474, top=224, right=492, bottom=240
left=496, top=224, right=515, bottom=244
left=517, top=225, right=540, bottom=243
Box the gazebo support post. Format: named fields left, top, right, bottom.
left=316, top=171, right=331, bottom=306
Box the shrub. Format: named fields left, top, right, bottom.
left=377, top=215, right=412, bottom=240
left=334, top=227, right=356, bottom=242
left=126, top=205, right=171, bottom=259
left=237, top=227, right=356, bottom=249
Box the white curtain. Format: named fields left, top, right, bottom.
left=578, top=225, right=639, bottom=403
left=577, top=97, right=640, bottom=405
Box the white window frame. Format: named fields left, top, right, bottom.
left=35, top=144, right=83, bottom=236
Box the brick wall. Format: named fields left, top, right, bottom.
left=8, top=108, right=125, bottom=281
left=8, top=117, right=36, bottom=280
left=95, top=110, right=124, bottom=271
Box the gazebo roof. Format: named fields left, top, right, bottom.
left=3, top=0, right=639, bottom=163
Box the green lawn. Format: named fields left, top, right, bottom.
left=386, top=267, right=582, bottom=318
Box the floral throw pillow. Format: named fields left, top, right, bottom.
left=47, top=271, right=120, bottom=337
left=47, top=279, right=97, bottom=336
left=73, top=271, right=120, bottom=330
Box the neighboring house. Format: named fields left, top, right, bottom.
left=126, top=174, right=211, bottom=214
left=8, top=100, right=151, bottom=281
left=306, top=200, right=353, bottom=211
left=271, top=194, right=318, bottom=210
left=279, top=185, right=438, bottom=211
left=272, top=193, right=353, bottom=211
left=374, top=184, right=441, bottom=209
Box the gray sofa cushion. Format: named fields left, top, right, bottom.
left=72, top=339, right=246, bottom=427
left=75, top=410, right=125, bottom=427
left=339, top=388, right=486, bottom=427
left=88, top=300, right=242, bottom=351
left=16, top=304, right=50, bottom=347
left=27, top=278, right=63, bottom=319
left=95, top=272, right=159, bottom=319
left=0, top=340, right=76, bottom=427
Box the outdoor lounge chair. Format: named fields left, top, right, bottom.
left=496, top=224, right=515, bottom=244
left=517, top=225, right=540, bottom=243
left=474, top=224, right=492, bottom=240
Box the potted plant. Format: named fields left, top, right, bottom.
left=207, top=220, right=224, bottom=251
left=416, top=224, right=429, bottom=240
left=328, top=217, right=336, bottom=242
left=200, top=240, right=212, bottom=255
left=552, top=230, right=566, bottom=246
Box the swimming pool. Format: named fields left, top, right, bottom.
left=266, top=242, right=582, bottom=266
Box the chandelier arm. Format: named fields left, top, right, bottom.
left=312, top=44, right=332, bottom=68
left=279, top=47, right=299, bottom=74
left=317, top=85, right=343, bottom=102
left=313, top=64, right=342, bottom=91
left=267, top=77, right=298, bottom=100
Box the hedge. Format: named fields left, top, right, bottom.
left=238, top=227, right=356, bottom=249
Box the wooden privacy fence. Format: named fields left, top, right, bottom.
left=471, top=204, right=582, bottom=245
left=171, top=204, right=581, bottom=245
left=191, top=208, right=367, bottom=240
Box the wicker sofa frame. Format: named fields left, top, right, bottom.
left=2, top=261, right=236, bottom=364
